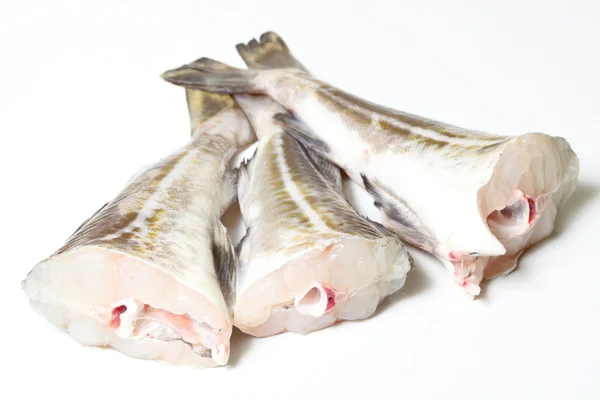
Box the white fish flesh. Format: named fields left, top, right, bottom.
left=22, top=91, right=254, bottom=366
left=161, top=32, right=579, bottom=296
left=169, top=39, right=411, bottom=337
left=232, top=93, right=411, bottom=336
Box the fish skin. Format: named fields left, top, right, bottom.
left=229, top=34, right=411, bottom=334
left=161, top=32, right=579, bottom=295
left=232, top=108, right=412, bottom=331
left=49, top=106, right=251, bottom=298
left=23, top=89, right=254, bottom=365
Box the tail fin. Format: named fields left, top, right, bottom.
left=162, top=57, right=261, bottom=95
left=186, top=90, right=236, bottom=135
left=236, top=32, right=308, bottom=72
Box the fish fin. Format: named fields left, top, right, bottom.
left=236, top=32, right=308, bottom=72
left=186, top=90, right=236, bottom=135
left=237, top=156, right=254, bottom=201
left=212, top=220, right=237, bottom=310
left=71, top=202, right=109, bottom=236
left=273, top=113, right=332, bottom=158
left=162, top=57, right=261, bottom=95
left=276, top=113, right=342, bottom=190
left=221, top=168, right=239, bottom=208
left=300, top=145, right=343, bottom=191
left=367, top=217, right=400, bottom=238
left=361, top=174, right=437, bottom=253
left=234, top=226, right=250, bottom=256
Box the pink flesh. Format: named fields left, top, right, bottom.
left=139, top=306, right=200, bottom=344
left=110, top=305, right=128, bottom=329
left=449, top=251, right=466, bottom=261
left=323, top=285, right=337, bottom=312
left=527, top=198, right=536, bottom=224
left=526, top=194, right=546, bottom=225
left=449, top=191, right=548, bottom=289
left=455, top=191, right=547, bottom=261
left=107, top=304, right=202, bottom=345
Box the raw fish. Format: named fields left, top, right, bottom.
left=161, top=32, right=579, bottom=296
left=193, top=37, right=411, bottom=336
left=22, top=90, right=254, bottom=366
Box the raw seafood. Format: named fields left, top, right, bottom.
left=234, top=95, right=411, bottom=336
left=22, top=90, right=254, bottom=367
left=161, top=32, right=579, bottom=296
left=185, top=37, right=411, bottom=336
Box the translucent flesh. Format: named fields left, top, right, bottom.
left=477, top=134, right=578, bottom=281
left=23, top=246, right=231, bottom=368
left=233, top=238, right=410, bottom=337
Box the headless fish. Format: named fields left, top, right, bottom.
left=225, top=37, right=411, bottom=336
left=161, top=32, right=579, bottom=296
left=22, top=90, right=254, bottom=367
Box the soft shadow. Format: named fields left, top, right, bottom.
left=512, top=182, right=599, bottom=260
left=227, top=327, right=256, bottom=367
left=553, top=182, right=600, bottom=234
left=221, top=201, right=246, bottom=246
left=372, top=248, right=434, bottom=316
left=342, top=177, right=381, bottom=222
left=478, top=183, right=600, bottom=299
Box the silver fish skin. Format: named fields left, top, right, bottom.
left=226, top=36, right=411, bottom=336
left=162, top=32, right=579, bottom=296
left=22, top=91, right=254, bottom=367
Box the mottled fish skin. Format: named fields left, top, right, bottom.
left=46, top=102, right=251, bottom=312
left=24, top=92, right=254, bottom=361
left=234, top=100, right=410, bottom=304
left=238, top=125, right=393, bottom=254
left=161, top=32, right=579, bottom=296
left=267, top=75, right=578, bottom=290
left=21, top=85, right=256, bottom=366
left=231, top=34, right=411, bottom=324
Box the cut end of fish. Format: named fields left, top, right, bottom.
left=234, top=238, right=411, bottom=337
left=111, top=298, right=144, bottom=338
left=22, top=246, right=232, bottom=368
left=443, top=132, right=580, bottom=291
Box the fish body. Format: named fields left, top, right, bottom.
left=233, top=96, right=411, bottom=336
left=22, top=91, right=254, bottom=367
left=162, top=32, right=579, bottom=296
left=228, top=36, right=412, bottom=336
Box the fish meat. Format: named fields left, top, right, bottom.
left=235, top=96, right=411, bottom=336
left=22, top=89, right=254, bottom=367
left=161, top=32, right=579, bottom=296
left=177, top=36, right=410, bottom=337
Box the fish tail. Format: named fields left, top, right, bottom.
left=185, top=90, right=236, bottom=135
left=162, top=57, right=262, bottom=95
left=169, top=59, right=257, bottom=145
left=236, top=31, right=308, bottom=72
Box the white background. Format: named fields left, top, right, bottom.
left=1, top=1, right=599, bottom=399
